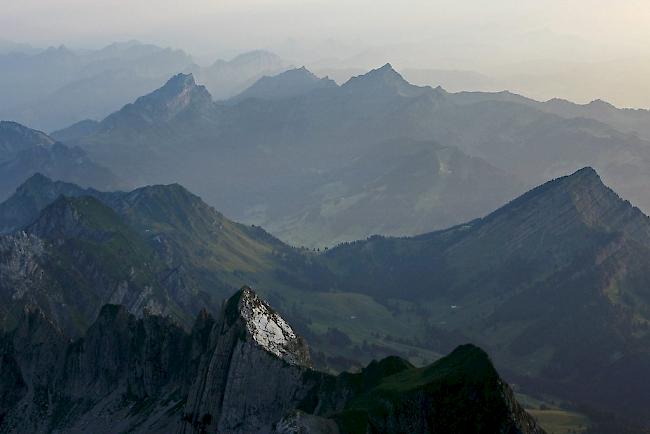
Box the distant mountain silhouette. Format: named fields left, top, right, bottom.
left=230, top=67, right=337, bottom=102
left=52, top=64, right=650, bottom=248
left=196, top=49, right=291, bottom=100
left=0, top=41, right=195, bottom=130
left=0, top=122, right=120, bottom=201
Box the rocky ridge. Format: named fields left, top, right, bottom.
left=0, top=287, right=545, bottom=434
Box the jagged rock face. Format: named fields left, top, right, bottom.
left=0, top=233, right=50, bottom=330
left=0, top=288, right=545, bottom=434
left=0, top=308, right=68, bottom=433
left=61, top=305, right=190, bottom=400
left=181, top=287, right=315, bottom=434
left=0, top=288, right=319, bottom=434
left=0, top=305, right=197, bottom=434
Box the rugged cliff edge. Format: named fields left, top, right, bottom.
left=180, top=287, right=314, bottom=433
left=0, top=287, right=545, bottom=434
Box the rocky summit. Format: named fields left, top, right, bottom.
left=0, top=287, right=544, bottom=434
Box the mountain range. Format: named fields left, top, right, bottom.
left=0, top=169, right=649, bottom=431
left=5, top=55, right=650, bottom=432
left=0, top=42, right=292, bottom=131
left=0, top=174, right=317, bottom=335
left=51, top=63, right=650, bottom=248
left=0, top=121, right=120, bottom=202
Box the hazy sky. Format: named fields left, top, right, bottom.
left=3, top=0, right=650, bottom=106
left=3, top=0, right=649, bottom=57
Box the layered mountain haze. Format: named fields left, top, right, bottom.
left=49, top=65, right=516, bottom=246
left=196, top=50, right=292, bottom=100
left=4, top=36, right=650, bottom=431
left=7, top=2, right=650, bottom=431
left=0, top=122, right=120, bottom=201
left=0, top=42, right=196, bottom=131
left=230, top=67, right=337, bottom=103
left=0, top=286, right=544, bottom=434
left=51, top=63, right=650, bottom=248
left=450, top=88, right=650, bottom=142
left=267, top=137, right=521, bottom=246
left=0, top=43, right=295, bottom=131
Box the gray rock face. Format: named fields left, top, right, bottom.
left=0, top=288, right=546, bottom=434
left=0, top=288, right=320, bottom=434
left=0, top=233, right=50, bottom=330
left=0, top=304, right=199, bottom=434
left=181, top=287, right=315, bottom=434
left=0, top=308, right=68, bottom=433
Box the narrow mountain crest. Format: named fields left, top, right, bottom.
left=230, top=66, right=337, bottom=102
left=342, top=63, right=430, bottom=98
left=344, top=63, right=405, bottom=86
left=477, top=166, right=647, bottom=232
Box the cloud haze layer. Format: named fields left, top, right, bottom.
left=4, top=0, right=648, bottom=53
left=3, top=0, right=650, bottom=107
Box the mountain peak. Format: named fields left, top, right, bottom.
left=231, top=66, right=337, bottom=102
left=145, top=72, right=211, bottom=105
left=541, top=167, right=607, bottom=196
left=163, top=72, right=196, bottom=90
left=477, top=166, right=648, bottom=237
left=224, top=286, right=312, bottom=367
left=105, top=72, right=213, bottom=125
left=342, top=63, right=427, bottom=98
left=359, top=63, right=402, bottom=81
left=567, top=166, right=599, bottom=180
left=18, top=172, right=53, bottom=189
left=588, top=98, right=616, bottom=109
left=26, top=195, right=126, bottom=242
left=0, top=121, right=55, bottom=155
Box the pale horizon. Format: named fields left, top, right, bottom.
left=4, top=0, right=650, bottom=108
